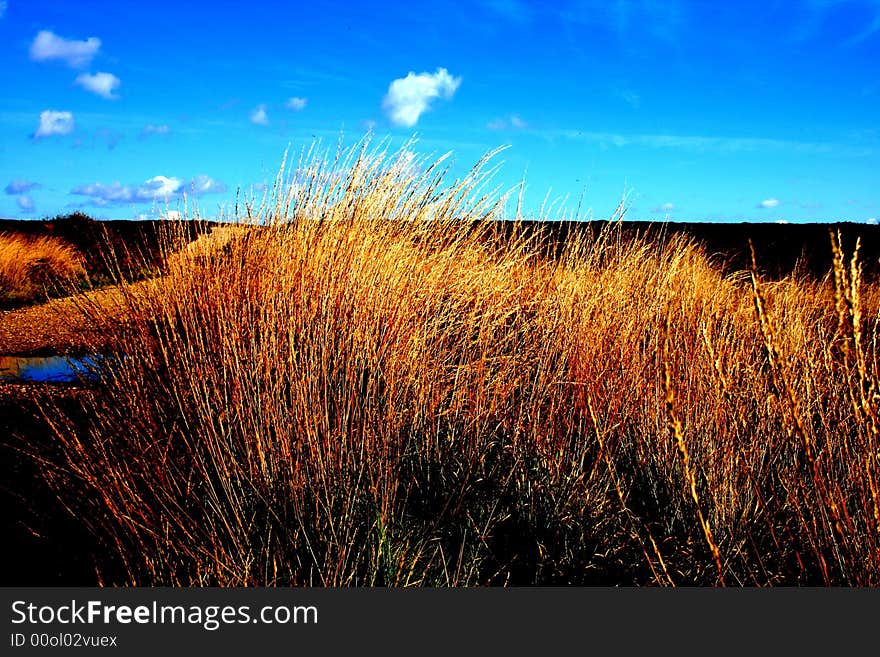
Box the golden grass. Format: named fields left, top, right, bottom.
left=37, top=139, right=880, bottom=585
left=0, top=232, right=85, bottom=307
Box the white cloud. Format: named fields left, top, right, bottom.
left=139, top=175, right=185, bottom=199
left=557, top=130, right=873, bottom=157
left=164, top=210, right=182, bottom=221
left=34, top=110, right=74, bottom=139
left=72, top=176, right=184, bottom=205
left=487, top=114, right=527, bottom=130
left=75, top=71, right=120, bottom=99
left=652, top=202, right=675, bottom=213
left=30, top=30, right=101, bottom=68
left=775, top=219, right=789, bottom=224
left=250, top=105, right=269, bottom=125
left=383, top=67, right=461, bottom=127
left=71, top=175, right=226, bottom=206
left=191, top=174, right=227, bottom=195
left=16, top=196, right=35, bottom=212
left=758, top=198, right=780, bottom=209
left=5, top=180, right=40, bottom=195
left=285, top=97, right=307, bottom=111
left=867, top=217, right=878, bottom=225
left=71, top=183, right=121, bottom=206
left=140, top=123, right=170, bottom=138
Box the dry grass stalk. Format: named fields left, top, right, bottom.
left=0, top=232, right=85, bottom=306
left=27, top=138, right=880, bottom=586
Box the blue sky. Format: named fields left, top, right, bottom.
left=1, top=0, right=878, bottom=223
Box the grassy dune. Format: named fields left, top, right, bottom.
left=0, top=232, right=85, bottom=307
left=38, top=142, right=880, bottom=585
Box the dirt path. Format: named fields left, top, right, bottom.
left=0, top=226, right=243, bottom=356
left=0, top=283, right=145, bottom=356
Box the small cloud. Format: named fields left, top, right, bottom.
left=71, top=174, right=226, bottom=207
left=164, top=210, right=182, bottom=221
left=138, top=176, right=185, bottom=200
left=487, top=114, right=528, bottom=130
left=5, top=179, right=40, bottom=195
left=72, top=176, right=184, bottom=206
left=30, top=30, right=101, bottom=68
left=775, top=219, right=789, bottom=224
left=383, top=67, right=461, bottom=127
left=140, top=123, right=170, bottom=138
left=867, top=217, right=878, bottom=225
left=34, top=110, right=74, bottom=139
left=0, top=2, right=7, bottom=19
left=250, top=104, right=269, bottom=125
left=16, top=195, right=35, bottom=212
left=190, top=174, right=227, bottom=195
left=652, top=202, right=675, bottom=213
left=757, top=198, right=780, bottom=209
left=285, top=97, right=307, bottom=111
left=75, top=71, right=120, bottom=99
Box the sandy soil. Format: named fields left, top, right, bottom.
left=0, top=226, right=242, bottom=357
left=0, top=286, right=129, bottom=356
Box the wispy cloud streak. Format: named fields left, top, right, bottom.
left=557, top=129, right=874, bottom=156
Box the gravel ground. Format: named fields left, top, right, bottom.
left=0, top=279, right=157, bottom=356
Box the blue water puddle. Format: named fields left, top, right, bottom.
left=0, top=355, right=102, bottom=384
